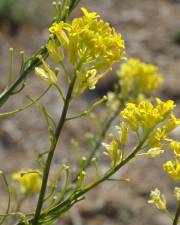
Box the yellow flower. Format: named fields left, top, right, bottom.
left=163, top=115, right=180, bottom=133
left=35, top=56, right=58, bottom=84
left=117, top=58, right=163, bottom=100
left=121, top=102, right=138, bottom=131
left=147, top=128, right=168, bottom=148
left=121, top=99, right=176, bottom=133
left=118, top=122, right=128, bottom=145
left=156, top=98, right=175, bottom=120
left=148, top=188, right=166, bottom=210
left=103, top=138, right=122, bottom=167
left=163, top=161, right=180, bottom=181
left=74, top=68, right=111, bottom=95
left=12, top=170, right=42, bottom=194
left=49, top=22, right=70, bottom=47
left=174, top=187, right=180, bottom=201
left=170, top=141, right=180, bottom=158
left=49, top=8, right=125, bottom=94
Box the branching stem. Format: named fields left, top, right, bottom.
left=32, top=74, right=77, bottom=225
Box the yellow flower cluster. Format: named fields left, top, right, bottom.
left=49, top=7, right=125, bottom=94
left=12, top=170, right=42, bottom=194
left=170, top=141, right=180, bottom=158
left=117, top=58, right=163, bottom=100
left=121, top=98, right=180, bottom=158
left=121, top=98, right=176, bottom=132
left=148, top=188, right=166, bottom=210
left=163, top=161, right=180, bottom=181
left=163, top=140, right=180, bottom=181
left=104, top=98, right=179, bottom=165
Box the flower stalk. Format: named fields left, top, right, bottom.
left=32, top=74, right=77, bottom=225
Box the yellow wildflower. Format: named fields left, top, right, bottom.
left=103, top=138, right=121, bottom=167
left=156, top=98, right=175, bottom=120
left=174, top=187, right=180, bottom=201
left=163, top=161, right=180, bottom=181
left=117, top=58, right=163, bottom=100
left=35, top=56, right=58, bottom=84
left=121, top=102, right=138, bottom=131
left=148, top=188, right=166, bottom=210
left=118, top=122, right=128, bottom=145
left=12, top=170, right=42, bottom=194
left=49, top=8, right=125, bottom=94
left=170, top=141, right=180, bottom=158
left=121, top=99, right=176, bottom=133
left=147, top=128, right=168, bottom=148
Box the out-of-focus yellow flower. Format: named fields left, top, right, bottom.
left=170, top=141, right=180, bottom=158
left=163, top=161, right=180, bottom=181
left=148, top=188, right=166, bottom=210
left=156, top=98, right=175, bottom=119
left=103, top=138, right=122, bottom=167
left=117, top=58, right=163, bottom=100
left=118, top=122, right=128, bottom=145
left=12, top=170, right=42, bottom=194
left=174, top=187, right=180, bottom=201
left=35, top=56, right=58, bottom=85
left=49, top=7, right=125, bottom=94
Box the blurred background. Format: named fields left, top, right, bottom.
left=0, top=0, right=180, bottom=225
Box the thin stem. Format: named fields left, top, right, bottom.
left=173, top=201, right=180, bottom=225
left=66, top=96, right=107, bottom=121
left=72, top=109, right=120, bottom=182
left=0, top=47, right=48, bottom=108
left=32, top=74, right=77, bottom=225
left=0, top=85, right=51, bottom=118
left=164, top=209, right=173, bottom=221
left=54, top=84, right=65, bottom=102
left=60, top=62, right=71, bottom=83
left=0, top=172, right=11, bottom=225
left=8, top=48, right=14, bottom=86
left=43, top=131, right=149, bottom=219
left=16, top=133, right=147, bottom=225
left=0, top=0, right=80, bottom=109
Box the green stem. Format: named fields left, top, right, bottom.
left=32, top=75, right=77, bottom=225
left=45, top=131, right=148, bottom=218
left=72, top=108, right=120, bottom=183
left=0, top=85, right=51, bottom=118
left=16, top=126, right=149, bottom=225
left=81, top=96, right=126, bottom=174
left=0, top=0, right=80, bottom=109
left=0, top=172, right=11, bottom=225
left=0, top=47, right=48, bottom=108
left=173, top=201, right=180, bottom=225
